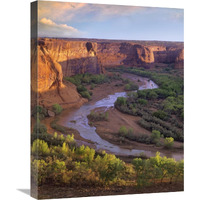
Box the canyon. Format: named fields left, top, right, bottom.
left=31, top=38, right=184, bottom=110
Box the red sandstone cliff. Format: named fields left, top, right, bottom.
left=31, top=39, right=87, bottom=110
left=39, top=38, right=104, bottom=77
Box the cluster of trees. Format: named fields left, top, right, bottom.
left=64, top=73, right=112, bottom=86
left=31, top=132, right=183, bottom=188
left=117, top=125, right=174, bottom=148
left=132, top=152, right=183, bottom=186
left=64, top=73, right=122, bottom=100
left=124, top=81, right=139, bottom=91
left=162, top=95, right=183, bottom=120
left=31, top=136, right=126, bottom=186
left=77, top=85, right=92, bottom=100
left=113, top=66, right=183, bottom=143
left=108, top=66, right=183, bottom=99
left=87, top=111, right=109, bottom=122
left=114, top=98, right=183, bottom=142
left=118, top=126, right=133, bottom=137
left=32, top=104, right=63, bottom=120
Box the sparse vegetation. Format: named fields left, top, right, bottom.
left=112, top=66, right=183, bottom=142
left=118, top=126, right=128, bottom=137
left=88, top=111, right=109, bottom=122
left=80, top=91, right=91, bottom=100
left=164, top=137, right=174, bottom=149
left=124, top=82, right=139, bottom=91
left=52, top=104, right=63, bottom=115
left=64, top=73, right=122, bottom=100
left=32, top=105, right=48, bottom=120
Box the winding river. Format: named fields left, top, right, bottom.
left=64, top=75, right=183, bottom=161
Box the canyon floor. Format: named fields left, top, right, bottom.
left=40, top=72, right=183, bottom=162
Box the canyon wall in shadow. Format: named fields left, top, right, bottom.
left=97, top=40, right=184, bottom=69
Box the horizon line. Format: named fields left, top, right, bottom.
left=38, top=36, right=184, bottom=43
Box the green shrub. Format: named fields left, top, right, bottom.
left=127, top=92, right=138, bottom=100
left=80, top=91, right=91, bottom=100
left=53, top=132, right=58, bottom=139
left=77, top=85, right=87, bottom=93
left=124, top=82, right=139, bottom=91
left=52, top=104, right=63, bottom=115
left=88, top=111, right=109, bottom=121
left=138, top=99, right=148, bottom=105
left=147, top=91, right=158, bottom=100
left=137, top=90, right=147, bottom=99
left=119, top=126, right=128, bottom=136
left=151, top=130, right=161, bottom=145
left=153, top=110, right=167, bottom=120
left=64, top=76, right=81, bottom=86
left=32, top=105, right=48, bottom=120
left=128, top=128, right=133, bottom=135
left=90, top=83, right=96, bottom=90
left=46, top=158, right=67, bottom=184
left=132, top=152, right=183, bottom=186
left=65, top=134, right=75, bottom=144
left=115, top=97, right=126, bottom=106
left=32, top=139, right=50, bottom=156
left=94, top=154, right=125, bottom=182
left=33, top=121, right=47, bottom=135
left=164, top=137, right=174, bottom=149
left=31, top=159, right=47, bottom=185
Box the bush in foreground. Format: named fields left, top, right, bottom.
left=32, top=139, right=50, bottom=156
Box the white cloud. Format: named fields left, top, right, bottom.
left=38, top=18, right=81, bottom=38
left=38, top=2, right=86, bottom=22
left=38, top=1, right=145, bottom=23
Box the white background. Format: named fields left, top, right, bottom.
left=0, top=0, right=199, bottom=199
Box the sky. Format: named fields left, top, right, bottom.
left=38, top=1, right=184, bottom=41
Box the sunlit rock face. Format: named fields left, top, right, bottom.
left=31, top=39, right=87, bottom=109
left=31, top=38, right=183, bottom=110
left=38, top=38, right=104, bottom=77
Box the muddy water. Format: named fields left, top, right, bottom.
left=64, top=76, right=183, bottom=161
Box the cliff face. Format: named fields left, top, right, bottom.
left=39, top=38, right=103, bottom=77
left=97, top=41, right=183, bottom=69
left=31, top=39, right=87, bottom=109
left=175, top=49, right=184, bottom=69
left=120, top=43, right=155, bottom=67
